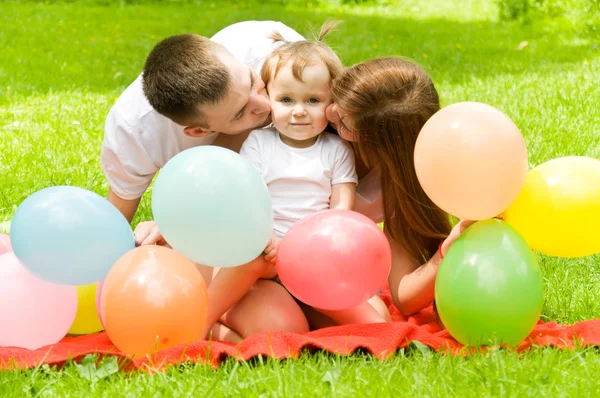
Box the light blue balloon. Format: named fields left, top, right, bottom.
left=152, top=146, right=273, bottom=267
left=11, top=186, right=135, bottom=285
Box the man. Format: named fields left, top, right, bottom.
left=101, top=21, right=309, bottom=342
left=102, top=21, right=304, bottom=225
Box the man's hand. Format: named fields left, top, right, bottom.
left=133, top=221, right=166, bottom=247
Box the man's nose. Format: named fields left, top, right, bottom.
left=250, top=92, right=270, bottom=114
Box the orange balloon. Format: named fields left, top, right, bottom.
left=101, top=246, right=208, bottom=358
left=414, top=102, right=528, bottom=220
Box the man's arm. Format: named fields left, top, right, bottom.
left=108, top=187, right=142, bottom=224
left=106, top=130, right=251, bottom=234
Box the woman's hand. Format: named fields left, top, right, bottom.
left=439, top=219, right=476, bottom=258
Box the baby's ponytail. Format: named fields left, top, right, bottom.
left=268, top=20, right=342, bottom=44
left=316, top=20, right=341, bottom=42
left=262, top=20, right=344, bottom=87
left=267, top=30, right=286, bottom=43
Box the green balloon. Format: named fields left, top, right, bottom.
left=435, top=219, right=544, bottom=346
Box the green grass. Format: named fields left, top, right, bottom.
left=1, top=0, right=599, bottom=395
left=4, top=347, right=600, bottom=396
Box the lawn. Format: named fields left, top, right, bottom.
left=1, top=0, right=599, bottom=395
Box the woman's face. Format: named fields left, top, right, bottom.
left=325, top=103, right=358, bottom=142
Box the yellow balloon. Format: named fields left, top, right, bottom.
left=504, top=156, right=600, bottom=258
left=68, top=283, right=104, bottom=335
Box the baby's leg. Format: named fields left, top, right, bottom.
left=196, top=263, right=244, bottom=342
left=195, top=262, right=308, bottom=340
left=369, top=295, right=394, bottom=322
left=303, top=295, right=392, bottom=329
left=319, top=298, right=389, bottom=326
left=195, top=255, right=273, bottom=338
left=209, top=322, right=243, bottom=344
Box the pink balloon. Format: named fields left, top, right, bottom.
left=96, top=280, right=104, bottom=327
left=276, top=210, right=391, bottom=311
left=0, top=234, right=11, bottom=255
left=0, top=252, right=78, bottom=350
left=414, top=102, right=528, bottom=220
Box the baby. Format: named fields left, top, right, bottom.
left=240, top=22, right=389, bottom=326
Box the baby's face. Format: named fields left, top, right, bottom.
left=267, top=60, right=331, bottom=143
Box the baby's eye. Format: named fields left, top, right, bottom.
left=308, top=98, right=320, bottom=104
left=280, top=97, right=292, bottom=103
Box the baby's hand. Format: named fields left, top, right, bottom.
left=133, top=221, right=167, bottom=247
left=263, top=233, right=280, bottom=264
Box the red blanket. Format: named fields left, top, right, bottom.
left=2, top=290, right=599, bottom=371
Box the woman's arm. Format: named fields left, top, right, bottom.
left=330, top=183, right=356, bottom=210
left=387, top=220, right=475, bottom=317
left=386, top=229, right=438, bottom=317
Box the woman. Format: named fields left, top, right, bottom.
left=325, top=57, right=473, bottom=318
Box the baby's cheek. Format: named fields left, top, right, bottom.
left=270, top=104, right=283, bottom=119
left=314, top=115, right=330, bottom=133
left=316, top=106, right=330, bottom=123
left=271, top=105, right=288, bottom=130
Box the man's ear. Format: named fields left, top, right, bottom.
left=183, top=126, right=214, bottom=138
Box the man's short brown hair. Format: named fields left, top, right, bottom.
left=142, top=34, right=231, bottom=126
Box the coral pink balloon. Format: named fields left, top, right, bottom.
left=276, top=210, right=391, bottom=311
left=0, top=234, right=11, bottom=255
left=0, top=252, right=78, bottom=350
left=414, top=102, right=528, bottom=220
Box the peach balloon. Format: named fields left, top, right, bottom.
left=101, top=246, right=208, bottom=358
left=414, top=102, right=528, bottom=220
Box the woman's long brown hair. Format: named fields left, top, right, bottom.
left=332, top=57, right=451, bottom=262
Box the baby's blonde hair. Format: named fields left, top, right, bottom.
left=261, top=21, right=344, bottom=88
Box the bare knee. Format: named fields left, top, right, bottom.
left=210, top=322, right=242, bottom=344
left=251, top=280, right=309, bottom=333
left=224, top=280, right=309, bottom=337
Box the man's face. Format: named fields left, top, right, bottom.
left=200, top=51, right=271, bottom=135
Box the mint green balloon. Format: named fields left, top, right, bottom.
left=435, top=219, right=544, bottom=346
left=152, top=146, right=273, bottom=267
